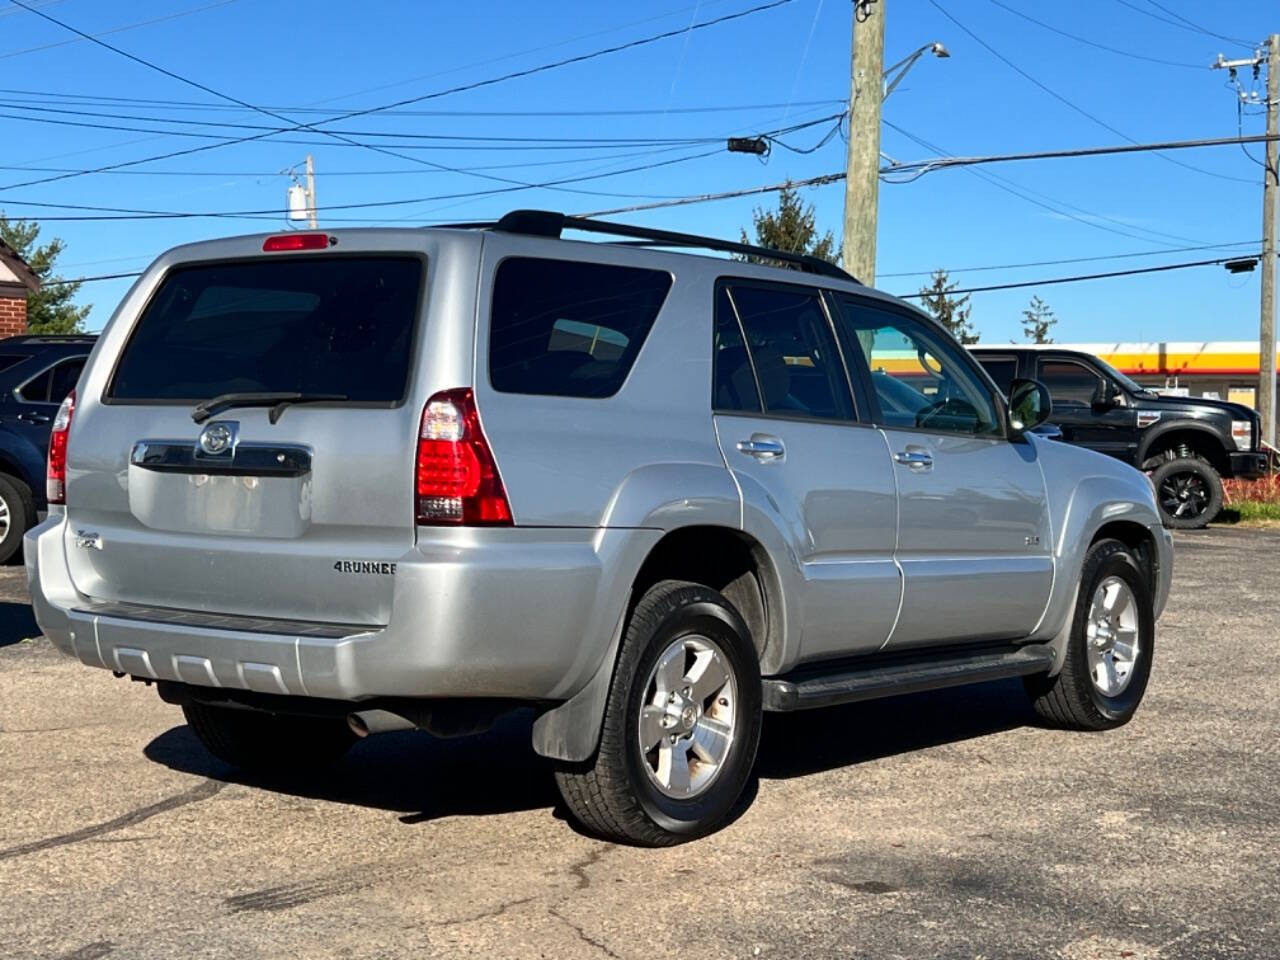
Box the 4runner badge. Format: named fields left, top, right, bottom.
left=333, top=561, right=397, bottom=575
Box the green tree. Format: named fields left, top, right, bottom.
left=0, top=214, right=91, bottom=334
left=1021, top=295, right=1056, bottom=344
left=917, top=268, right=979, bottom=344
left=740, top=183, right=838, bottom=266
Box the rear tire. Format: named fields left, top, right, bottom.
left=1151, top=456, right=1222, bottom=529
left=182, top=701, right=355, bottom=773
left=1025, top=539, right=1154, bottom=731
left=0, top=473, right=34, bottom=565
left=554, top=580, right=762, bottom=846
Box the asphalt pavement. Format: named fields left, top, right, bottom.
left=1, top=526, right=1277, bottom=959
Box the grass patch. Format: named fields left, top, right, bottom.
left=1219, top=475, right=1280, bottom=525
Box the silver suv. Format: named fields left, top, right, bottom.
left=27, top=211, right=1173, bottom=845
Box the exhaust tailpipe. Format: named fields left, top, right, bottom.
left=347, top=709, right=417, bottom=738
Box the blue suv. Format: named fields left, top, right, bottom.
left=0, top=335, right=95, bottom=561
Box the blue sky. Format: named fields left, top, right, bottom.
left=0, top=0, right=1275, bottom=343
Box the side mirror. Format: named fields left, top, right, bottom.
left=1092, top=379, right=1122, bottom=409
left=1030, top=422, right=1063, bottom=441
left=1008, top=378, right=1052, bottom=435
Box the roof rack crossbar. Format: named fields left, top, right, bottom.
left=490, top=210, right=858, bottom=283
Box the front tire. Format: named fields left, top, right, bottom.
left=1025, top=539, right=1154, bottom=730
left=554, top=580, right=762, bottom=846
left=1151, top=456, right=1222, bottom=529
left=182, top=701, right=355, bottom=773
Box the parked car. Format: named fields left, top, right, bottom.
left=27, top=213, right=1172, bottom=845
left=970, top=346, right=1267, bottom=529
left=0, top=334, right=95, bottom=562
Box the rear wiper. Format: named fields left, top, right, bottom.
left=191, top=392, right=347, bottom=425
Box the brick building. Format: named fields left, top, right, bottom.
left=0, top=237, right=39, bottom=337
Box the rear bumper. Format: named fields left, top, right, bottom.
left=25, top=515, right=658, bottom=703
left=1228, top=451, right=1268, bottom=479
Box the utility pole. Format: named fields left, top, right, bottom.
left=305, top=153, right=318, bottom=229
left=1262, top=35, right=1278, bottom=448
left=843, top=0, right=885, bottom=284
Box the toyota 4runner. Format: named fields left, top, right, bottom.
left=27, top=212, right=1173, bottom=845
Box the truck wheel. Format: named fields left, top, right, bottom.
left=1151, top=456, right=1222, bottom=529
left=554, top=580, right=762, bottom=846
left=182, top=701, right=355, bottom=773
left=0, top=474, right=34, bottom=565
left=1025, top=539, right=1154, bottom=731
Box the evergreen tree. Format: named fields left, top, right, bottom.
left=0, top=214, right=91, bottom=334
left=917, top=268, right=979, bottom=344
left=740, top=183, right=838, bottom=265
left=1021, top=295, right=1057, bottom=344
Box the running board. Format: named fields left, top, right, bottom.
left=762, top=645, right=1054, bottom=712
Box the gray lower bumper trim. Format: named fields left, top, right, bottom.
left=72, top=599, right=375, bottom=640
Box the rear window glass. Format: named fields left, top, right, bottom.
left=489, top=257, right=672, bottom=398
left=108, top=257, right=423, bottom=403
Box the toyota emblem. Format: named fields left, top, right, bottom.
left=198, top=421, right=236, bottom=456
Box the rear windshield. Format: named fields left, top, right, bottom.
left=109, top=256, right=423, bottom=403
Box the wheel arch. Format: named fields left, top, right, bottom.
left=531, top=522, right=784, bottom=763
left=1138, top=423, right=1230, bottom=473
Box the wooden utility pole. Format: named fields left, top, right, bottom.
left=305, top=153, right=318, bottom=229
left=1261, top=35, right=1278, bottom=447
left=842, top=0, right=885, bottom=284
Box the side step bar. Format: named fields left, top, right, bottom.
left=762, top=644, right=1055, bottom=712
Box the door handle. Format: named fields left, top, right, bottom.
left=893, top=450, right=933, bottom=469
left=17, top=412, right=50, bottom=424
left=737, top=437, right=785, bottom=460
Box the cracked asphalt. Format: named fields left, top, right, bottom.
left=1, top=526, right=1278, bottom=959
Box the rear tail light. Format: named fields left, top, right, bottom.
left=47, top=389, right=75, bottom=505
left=262, top=233, right=332, bottom=252
left=415, top=388, right=512, bottom=525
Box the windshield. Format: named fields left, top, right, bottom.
left=109, top=257, right=423, bottom=403
left=1091, top=355, right=1155, bottom=396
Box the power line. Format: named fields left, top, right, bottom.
left=0, top=89, right=846, bottom=118
left=895, top=255, right=1256, bottom=297
left=0, top=0, right=794, bottom=192
left=926, top=0, right=1256, bottom=185
left=878, top=241, right=1260, bottom=278
left=1112, top=0, right=1254, bottom=50
left=2, top=146, right=728, bottom=221
left=0, top=0, right=238, bottom=61
left=985, top=0, right=1204, bottom=69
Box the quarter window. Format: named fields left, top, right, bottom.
left=1037, top=359, right=1103, bottom=407
left=834, top=299, right=1002, bottom=437
left=489, top=257, right=672, bottom=398
left=715, top=283, right=852, bottom=420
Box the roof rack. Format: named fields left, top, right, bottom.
left=472, top=210, right=858, bottom=284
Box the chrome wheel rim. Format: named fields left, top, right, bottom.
left=0, top=494, right=10, bottom=545
left=638, top=634, right=736, bottom=799
left=1086, top=576, right=1141, bottom=697
left=1158, top=470, right=1210, bottom=520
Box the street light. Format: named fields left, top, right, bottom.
left=883, top=41, right=950, bottom=100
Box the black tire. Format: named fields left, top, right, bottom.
left=182, top=700, right=355, bottom=773
left=1151, top=456, right=1223, bottom=529
left=1025, top=539, right=1154, bottom=731
left=554, top=580, right=763, bottom=846
left=0, top=473, right=34, bottom=565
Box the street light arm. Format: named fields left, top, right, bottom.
left=882, top=42, right=949, bottom=100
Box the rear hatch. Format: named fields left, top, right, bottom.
left=63, top=249, right=429, bottom=626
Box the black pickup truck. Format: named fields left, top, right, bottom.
left=971, top=346, right=1267, bottom=529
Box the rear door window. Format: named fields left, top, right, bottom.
left=488, top=257, right=671, bottom=398
left=108, top=257, right=423, bottom=403
left=1037, top=358, right=1102, bottom=408
left=718, top=283, right=853, bottom=421
left=18, top=356, right=86, bottom=403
